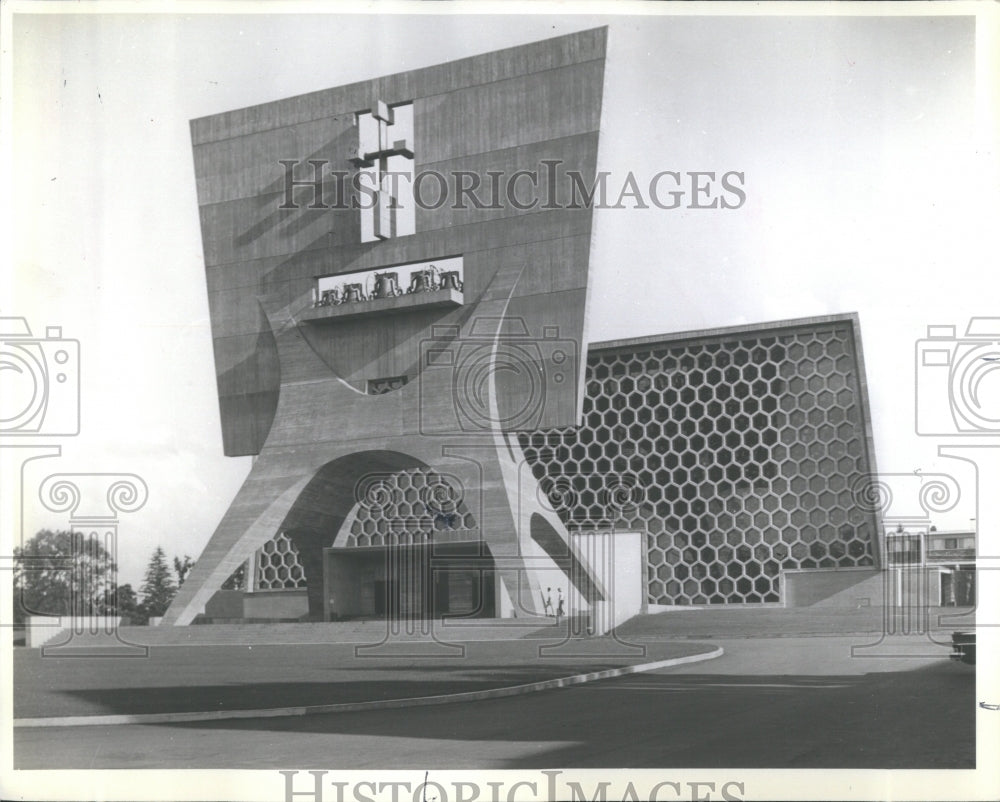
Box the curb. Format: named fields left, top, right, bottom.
left=14, top=646, right=723, bottom=729
left=634, top=630, right=962, bottom=641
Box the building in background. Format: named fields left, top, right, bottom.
left=884, top=525, right=976, bottom=609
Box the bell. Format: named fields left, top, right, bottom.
left=439, top=271, right=463, bottom=292
left=407, top=269, right=437, bottom=294
left=342, top=283, right=366, bottom=303
left=319, top=288, right=340, bottom=307
left=372, top=271, right=401, bottom=299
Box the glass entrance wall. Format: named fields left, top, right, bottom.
left=323, top=541, right=495, bottom=620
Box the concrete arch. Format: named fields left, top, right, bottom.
left=279, top=450, right=436, bottom=617
left=164, top=449, right=443, bottom=626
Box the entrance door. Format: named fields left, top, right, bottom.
left=940, top=571, right=954, bottom=606
left=432, top=568, right=495, bottom=617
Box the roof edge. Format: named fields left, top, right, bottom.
left=589, top=313, right=862, bottom=353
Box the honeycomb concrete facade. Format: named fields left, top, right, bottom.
left=345, top=470, right=478, bottom=548
left=254, top=532, right=307, bottom=590
left=523, top=313, right=879, bottom=605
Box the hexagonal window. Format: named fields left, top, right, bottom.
left=810, top=541, right=829, bottom=561
left=816, top=489, right=836, bottom=508
left=766, top=506, right=789, bottom=528
left=806, top=374, right=825, bottom=394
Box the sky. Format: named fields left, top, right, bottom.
left=3, top=5, right=998, bottom=587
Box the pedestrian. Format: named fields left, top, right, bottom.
left=556, top=587, right=565, bottom=623
left=542, top=587, right=554, bottom=617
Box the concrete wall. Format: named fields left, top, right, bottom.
left=205, top=588, right=310, bottom=620
left=571, top=531, right=645, bottom=634
left=783, top=566, right=971, bottom=609
left=243, top=590, right=309, bottom=620
left=26, top=616, right=123, bottom=648
left=204, top=589, right=245, bottom=619
left=783, top=568, right=883, bottom=608
left=523, top=314, right=882, bottom=607
left=167, top=29, right=608, bottom=626
left=192, top=28, right=606, bottom=457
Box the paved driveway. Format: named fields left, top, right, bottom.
left=14, top=636, right=974, bottom=770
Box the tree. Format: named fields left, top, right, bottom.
left=13, top=529, right=117, bottom=626
left=113, top=583, right=140, bottom=622
left=173, top=555, right=195, bottom=587
left=138, top=546, right=176, bottom=619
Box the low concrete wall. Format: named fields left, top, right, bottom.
left=204, top=589, right=245, bottom=619
left=782, top=567, right=884, bottom=608
left=202, top=589, right=309, bottom=621
left=26, top=616, right=123, bottom=648
left=783, top=566, right=968, bottom=609
left=242, top=590, right=309, bottom=620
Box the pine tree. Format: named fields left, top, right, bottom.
left=138, top=546, right=177, bottom=619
